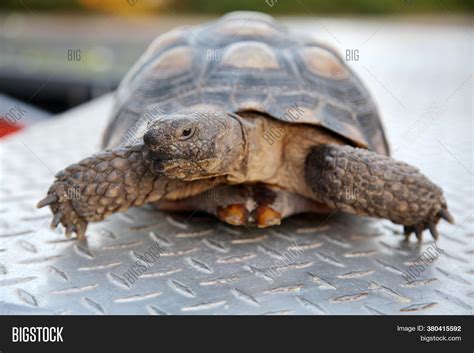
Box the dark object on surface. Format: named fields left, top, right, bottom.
left=0, top=71, right=118, bottom=113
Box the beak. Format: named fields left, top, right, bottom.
left=142, top=148, right=166, bottom=173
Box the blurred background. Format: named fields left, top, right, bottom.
left=0, top=0, right=471, bottom=136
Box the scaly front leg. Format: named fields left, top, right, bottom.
left=37, top=145, right=216, bottom=239
left=305, top=144, right=454, bottom=242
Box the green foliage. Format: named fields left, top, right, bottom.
left=175, top=0, right=473, bottom=14
left=0, top=0, right=82, bottom=11
left=0, top=0, right=472, bottom=14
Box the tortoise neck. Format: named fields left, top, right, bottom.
left=226, top=111, right=250, bottom=176
left=225, top=112, right=285, bottom=185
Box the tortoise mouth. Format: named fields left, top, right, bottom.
left=143, top=146, right=225, bottom=180
left=153, top=159, right=187, bottom=178
left=143, top=148, right=173, bottom=173
left=144, top=150, right=193, bottom=179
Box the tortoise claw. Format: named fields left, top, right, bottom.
left=38, top=180, right=89, bottom=240
left=404, top=223, right=440, bottom=242
left=428, top=222, right=439, bottom=240
left=403, top=226, right=413, bottom=241
left=37, top=194, right=58, bottom=208
left=75, top=222, right=88, bottom=240
left=402, top=201, right=453, bottom=242
left=414, top=226, right=423, bottom=242
left=65, top=225, right=75, bottom=239
left=51, top=211, right=63, bottom=229
left=439, top=209, right=454, bottom=224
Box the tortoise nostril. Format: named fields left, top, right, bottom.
left=143, top=130, right=159, bottom=147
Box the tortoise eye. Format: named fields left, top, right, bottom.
left=178, top=126, right=195, bottom=140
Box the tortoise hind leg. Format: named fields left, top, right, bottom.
left=305, top=144, right=454, bottom=242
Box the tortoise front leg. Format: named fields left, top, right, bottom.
left=37, top=145, right=214, bottom=239
left=305, top=144, right=454, bottom=241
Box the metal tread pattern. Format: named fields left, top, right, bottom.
left=0, top=21, right=472, bottom=315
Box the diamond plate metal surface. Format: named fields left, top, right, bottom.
left=0, top=19, right=472, bottom=315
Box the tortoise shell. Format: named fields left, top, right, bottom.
left=103, top=11, right=389, bottom=156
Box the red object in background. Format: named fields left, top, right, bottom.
left=0, top=118, right=24, bottom=137
left=0, top=94, right=52, bottom=138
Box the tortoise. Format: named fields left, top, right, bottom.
left=37, top=11, right=453, bottom=241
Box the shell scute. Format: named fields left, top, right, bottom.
left=107, top=11, right=389, bottom=156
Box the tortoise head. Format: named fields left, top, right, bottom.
left=143, top=110, right=245, bottom=180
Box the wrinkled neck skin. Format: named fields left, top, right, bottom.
left=191, top=114, right=248, bottom=180
left=225, top=112, right=285, bottom=185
